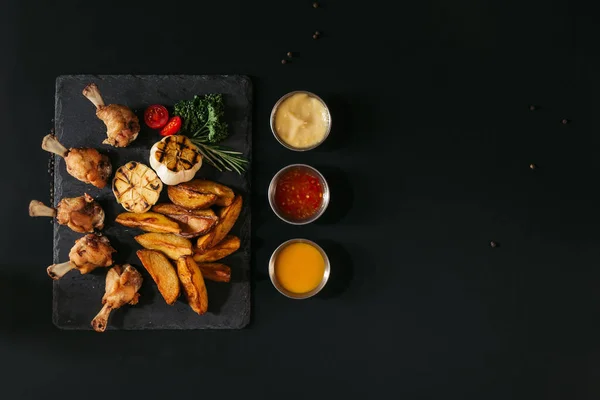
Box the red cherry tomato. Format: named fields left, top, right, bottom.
left=160, top=116, right=182, bottom=136
left=144, top=105, right=169, bottom=129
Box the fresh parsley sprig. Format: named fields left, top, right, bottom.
left=173, top=94, right=248, bottom=174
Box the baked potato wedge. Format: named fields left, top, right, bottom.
left=167, top=185, right=218, bottom=210
left=179, top=179, right=235, bottom=207
left=152, top=203, right=218, bottom=238
left=197, top=263, right=231, bottom=283
left=195, top=231, right=215, bottom=252
left=135, top=233, right=193, bottom=260
left=177, top=256, right=208, bottom=315
left=196, top=195, right=243, bottom=250
left=116, top=212, right=181, bottom=234
left=136, top=249, right=180, bottom=305
left=193, top=235, right=240, bottom=262
left=211, top=195, right=243, bottom=248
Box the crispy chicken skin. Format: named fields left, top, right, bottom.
left=83, top=83, right=140, bottom=148
left=65, top=147, right=112, bottom=188
left=56, top=194, right=105, bottom=232
left=69, top=234, right=115, bottom=274
left=29, top=193, right=105, bottom=233
left=47, top=234, right=116, bottom=279
left=41, top=134, right=112, bottom=188
left=91, top=264, right=143, bottom=332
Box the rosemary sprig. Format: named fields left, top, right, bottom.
left=190, top=136, right=248, bottom=175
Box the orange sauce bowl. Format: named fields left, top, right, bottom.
left=269, top=239, right=331, bottom=299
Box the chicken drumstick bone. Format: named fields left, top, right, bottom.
left=29, top=194, right=105, bottom=233
left=82, top=83, right=140, bottom=148
left=42, top=134, right=112, bottom=189
left=91, top=264, right=143, bottom=332
left=47, top=234, right=115, bottom=280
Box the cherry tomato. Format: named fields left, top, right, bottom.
left=160, top=116, right=182, bottom=136
left=144, top=105, right=169, bottom=129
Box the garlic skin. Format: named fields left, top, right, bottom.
left=149, top=135, right=203, bottom=186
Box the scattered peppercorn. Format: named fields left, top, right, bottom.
left=313, top=2, right=319, bottom=8
left=529, top=105, right=536, bottom=111
left=562, top=118, right=569, bottom=124
left=312, top=34, right=319, bottom=40
left=315, top=31, right=321, bottom=36
left=529, top=163, right=536, bottom=170
left=281, top=59, right=287, bottom=65
left=490, top=241, right=498, bottom=248
left=287, top=52, right=293, bottom=58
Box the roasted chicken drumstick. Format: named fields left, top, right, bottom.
left=47, top=234, right=115, bottom=280
left=42, top=134, right=112, bottom=189
left=91, top=264, right=143, bottom=332
left=29, top=194, right=105, bottom=233
left=82, top=83, right=140, bottom=148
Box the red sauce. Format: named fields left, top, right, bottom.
left=274, top=169, right=323, bottom=220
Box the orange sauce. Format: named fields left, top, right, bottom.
left=275, top=242, right=325, bottom=294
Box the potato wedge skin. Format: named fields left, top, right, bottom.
left=209, top=195, right=243, bottom=248
left=116, top=212, right=181, bottom=234
left=182, top=179, right=235, bottom=207
left=177, top=256, right=208, bottom=315
left=151, top=204, right=218, bottom=238
left=136, top=250, right=180, bottom=305
left=135, top=233, right=193, bottom=260
left=152, top=203, right=217, bottom=218
left=196, top=231, right=216, bottom=252
left=197, top=263, right=231, bottom=283
left=193, top=235, right=240, bottom=262
left=167, top=186, right=218, bottom=210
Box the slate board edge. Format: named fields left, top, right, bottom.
left=51, top=74, right=252, bottom=330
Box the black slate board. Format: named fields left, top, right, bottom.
left=52, top=75, right=252, bottom=330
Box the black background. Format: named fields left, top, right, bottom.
left=2, top=0, right=600, bottom=399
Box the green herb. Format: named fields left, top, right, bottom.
left=173, top=94, right=228, bottom=143
left=193, top=142, right=248, bottom=175
left=173, top=94, right=248, bottom=174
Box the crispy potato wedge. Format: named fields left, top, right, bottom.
left=152, top=203, right=218, bottom=238
left=167, top=185, right=218, bottom=210
left=136, top=249, right=180, bottom=305
left=193, top=235, right=240, bottom=262
left=179, top=179, right=235, bottom=207
left=135, top=233, right=193, bottom=260
left=210, top=195, right=243, bottom=248
left=177, top=256, right=208, bottom=315
left=116, top=212, right=181, bottom=234
left=197, top=263, right=231, bottom=283
left=195, top=231, right=215, bottom=252
left=195, top=196, right=243, bottom=250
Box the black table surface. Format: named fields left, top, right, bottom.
left=2, top=0, right=600, bottom=399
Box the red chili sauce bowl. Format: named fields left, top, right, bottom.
left=268, top=164, right=330, bottom=225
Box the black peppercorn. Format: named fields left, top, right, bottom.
left=529, top=163, right=536, bottom=170
left=287, top=52, right=293, bottom=58
left=281, top=59, right=287, bottom=64
left=562, top=118, right=569, bottom=124
left=313, top=2, right=319, bottom=8
left=490, top=241, right=498, bottom=248
left=529, top=105, right=536, bottom=111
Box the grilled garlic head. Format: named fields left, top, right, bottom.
left=113, top=161, right=163, bottom=213
left=149, top=135, right=203, bottom=186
